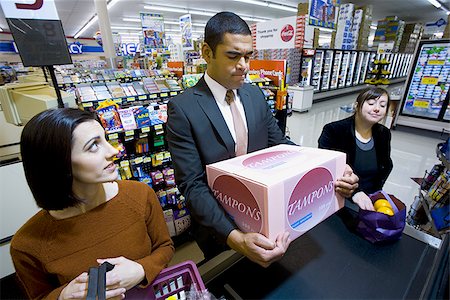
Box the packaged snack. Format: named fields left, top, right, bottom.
left=96, top=100, right=123, bottom=133
left=118, top=108, right=138, bottom=131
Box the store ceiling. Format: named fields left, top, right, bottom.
left=0, top=0, right=448, bottom=39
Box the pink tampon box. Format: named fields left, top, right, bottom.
left=206, top=145, right=346, bottom=241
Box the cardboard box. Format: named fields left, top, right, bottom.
left=206, top=145, right=346, bottom=241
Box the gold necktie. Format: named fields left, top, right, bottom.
left=225, top=89, right=248, bottom=156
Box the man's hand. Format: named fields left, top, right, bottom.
left=352, top=191, right=375, bottom=211
left=335, top=164, right=359, bottom=198
left=227, top=230, right=291, bottom=268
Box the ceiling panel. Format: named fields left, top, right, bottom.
left=0, top=0, right=448, bottom=39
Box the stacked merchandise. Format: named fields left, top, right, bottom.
left=374, top=16, right=405, bottom=52
left=399, top=24, right=423, bottom=53
left=350, top=9, right=364, bottom=50
left=355, top=5, right=373, bottom=50
left=335, top=3, right=355, bottom=50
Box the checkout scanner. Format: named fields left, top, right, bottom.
left=0, top=82, right=76, bottom=126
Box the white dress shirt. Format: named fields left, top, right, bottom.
left=203, top=72, right=248, bottom=144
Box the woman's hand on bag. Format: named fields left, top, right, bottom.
left=352, top=191, right=375, bottom=211
left=59, top=272, right=125, bottom=299
left=97, top=256, right=145, bottom=291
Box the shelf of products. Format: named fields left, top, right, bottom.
left=55, top=67, right=177, bottom=88
left=407, top=140, right=450, bottom=238
left=75, top=70, right=190, bottom=239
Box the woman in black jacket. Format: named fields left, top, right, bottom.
left=318, top=87, right=393, bottom=211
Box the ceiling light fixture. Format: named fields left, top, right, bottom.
left=233, top=0, right=297, bottom=12
left=427, top=0, right=442, bottom=8
left=122, top=17, right=141, bottom=22
left=370, top=25, right=377, bottom=30
left=143, top=5, right=188, bottom=14
left=73, top=0, right=121, bottom=38
left=143, top=4, right=269, bottom=22
left=111, top=26, right=141, bottom=30
left=233, top=0, right=268, bottom=7
left=441, top=6, right=450, bottom=14
left=267, top=3, right=298, bottom=12
left=74, top=15, right=98, bottom=39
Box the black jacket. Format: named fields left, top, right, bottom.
left=318, top=115, right=393, bottom=194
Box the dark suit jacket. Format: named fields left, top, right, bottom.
left=166, top=77, right=293, bottom=240
left=318, top=115, right=393, bottom=194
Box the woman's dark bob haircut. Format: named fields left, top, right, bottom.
left=20, top=108, right=99, bottom=210
left=354, top=86, right=390, bottom=114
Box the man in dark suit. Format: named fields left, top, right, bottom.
left=167, top=12, right=358, bottom=267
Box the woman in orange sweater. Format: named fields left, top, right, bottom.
left=11, top=108, right=174, bottom=300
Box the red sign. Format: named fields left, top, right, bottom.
left=280, top=24, right=295, bottom=42
left=167, top=61, right=184, bottom=78
left=249, top=60, right=286, bottom=87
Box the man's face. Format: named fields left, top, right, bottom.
left=203, top=33, right=253, bottom=90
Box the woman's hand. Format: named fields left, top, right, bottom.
left=97, top=256, right=146, bottom=291
left=335, top=165, right=359, bottom=198
left=59, top=272, right=125, bottom=299
left=352, top=191, right=375, bottom=211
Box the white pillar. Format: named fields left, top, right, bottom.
left=94, top=0, right=116, bottom=68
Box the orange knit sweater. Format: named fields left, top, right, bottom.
left=10, top=180, right=174, bottom=300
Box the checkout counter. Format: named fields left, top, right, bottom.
left=202, top=211, right=449, bottom=299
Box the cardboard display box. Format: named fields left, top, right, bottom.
left=206, top=145, right=346, bottom=241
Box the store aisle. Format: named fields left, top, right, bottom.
left=286, top=85, right=445, bottom=210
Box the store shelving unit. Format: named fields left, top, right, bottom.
left=408, top=142, right=450, bottom=239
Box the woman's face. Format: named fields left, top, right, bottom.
left=71, top=120, right=119, bottom=188
left=357, top=93, right=389, bottom=124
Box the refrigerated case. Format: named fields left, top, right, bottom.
left=299, top=49, right=316, bottom=86
left=301, top=49, right=413, bottom=93
left=395, top=39, right=450, bottom=131
left=330, top=50, right=343, bottom=89
left=321, top=50, right=334, bottom=91
left=346, top=51, right=358, bottom=87
left=312, top=50, right=324, bottom=91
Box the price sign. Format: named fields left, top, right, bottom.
left=413, top=100, right=430, bottom=108
left=428, top=60, right=445, bottom=65
left=108, top=133, right=119, bottom=140
left=420, top=76, right=438, bottom=85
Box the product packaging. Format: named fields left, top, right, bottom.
left=206, top=144, right=346, bottom=241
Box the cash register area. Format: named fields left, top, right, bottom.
left=170, top=82, right=445, bottom=266
left=0, top=83, right=445, bottom=298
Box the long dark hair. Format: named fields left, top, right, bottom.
left=20, top=108, right=99, bottom=210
